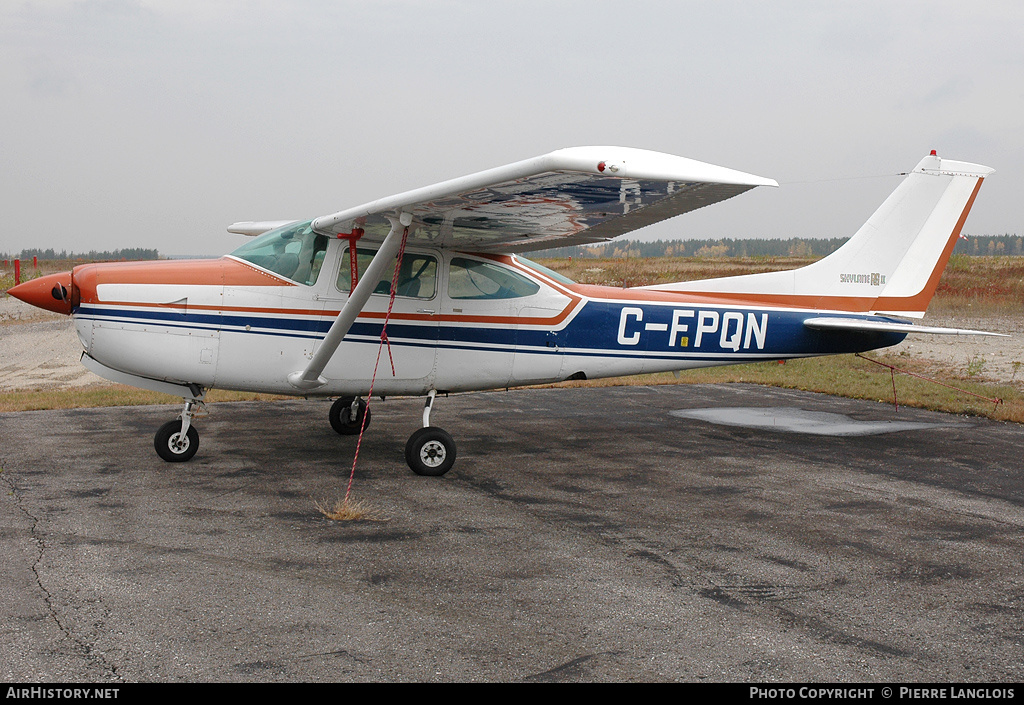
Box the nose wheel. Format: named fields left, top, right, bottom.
left=154, top=396, right=204, bottom=462
left=154, top=420, right=199, bottom=462
left=329, top=396, right=370, bottom=435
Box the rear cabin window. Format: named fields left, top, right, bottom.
left=336, top=248, right=438, bottom=299
left=447, top=257, right=540, bottom=299
left=515, top=256, right=576, bottom=285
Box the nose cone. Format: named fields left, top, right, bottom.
left=7, top=271, right=74, bottom=315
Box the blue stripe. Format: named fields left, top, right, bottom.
left=77, top=299, right=906, bottom=360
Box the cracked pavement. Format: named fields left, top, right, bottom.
left=1, top=385, right=1023, bottom=682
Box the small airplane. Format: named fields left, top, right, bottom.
left=9, top=147, right=1002, bottom=476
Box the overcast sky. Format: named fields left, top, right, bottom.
left=1, top=0, right=1021, bottom=256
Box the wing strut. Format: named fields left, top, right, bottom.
left=287, top=213, right=413, bottom=391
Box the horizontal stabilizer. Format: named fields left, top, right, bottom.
left=228, top=220, right=299, bottom=237
left=803, top=317, right=1008, bottom=337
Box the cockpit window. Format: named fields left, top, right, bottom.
left=230, top=220, right=329, bottom=286
left=448, top=257, right=540, bottom=299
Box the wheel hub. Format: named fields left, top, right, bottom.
left=420, top=441, right=446, bottom=467
left=169, top=433, right=190, bottom=453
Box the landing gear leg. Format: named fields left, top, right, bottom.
left=154, top=394, right=204, bottom=462
left=405, top=390, right=456, bottom=476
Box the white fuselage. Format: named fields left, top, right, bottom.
left=71, top=239, right=900, bottom=398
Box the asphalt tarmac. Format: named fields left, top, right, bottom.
left=1, top=384, right=1022, bottom=683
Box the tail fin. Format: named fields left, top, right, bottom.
left=646, top=153, right=993, bottom=318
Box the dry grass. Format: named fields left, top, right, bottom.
left=0, top=384, right=290, bottom=413
left=545, top=354, right=1024, bottom=423
left=928, top=255, right=1024, bottom=316
left=314, top=497, right=383, bottom=522
left=535, top=255, right=819, bottom=289
left=535, top=253, right=1024, bottom=317
left=0, top=258, right=89, bottom=293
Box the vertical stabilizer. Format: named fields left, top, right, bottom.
left=645, top=153, right=993, bottom=318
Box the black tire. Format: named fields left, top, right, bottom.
left=330, top=397, right=370, bottom=435
left=154, top=420, right=199, bottom=462
left=405, top=427, right=456, bottom=476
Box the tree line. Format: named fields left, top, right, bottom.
left=1, top=247, right=159, bottom=261
left=4, top=234, right=1021, bottom=263
left=534, top=234, right=1023, bottom=259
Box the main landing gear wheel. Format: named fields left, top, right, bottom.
left=405, top=427, right=456, bottom=477
left=329, top=396, right=370, bottom=435
left=154, top=419, right=199, bottom=462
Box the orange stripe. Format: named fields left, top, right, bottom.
left=76, top=181, right=983, bottom=327
left=636, top=177, right=984, bottom=314
left=874, top=176, right=983, bottom=312
left=75, top=257, right=292, bottom=289
left=74, top=258, right=295, bottom=306
left=96, top=300, right=324, bottom=317
left=91, top=301, right=583, bottom=328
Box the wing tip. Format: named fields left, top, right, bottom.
left=546, top=146, right=777, bottom=187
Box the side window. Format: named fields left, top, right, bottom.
left=336, top=248, right=437, bottom=299
left=448, top=257, right=541, bottom=299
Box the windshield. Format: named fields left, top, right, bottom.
left=230, top=220, right=329, bottom=285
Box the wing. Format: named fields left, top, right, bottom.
left=305, top=146, right=777, bottom=253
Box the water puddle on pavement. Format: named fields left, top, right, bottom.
left=670, top=407, right=967, bottom=436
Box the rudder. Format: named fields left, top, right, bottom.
left=644, top=152, right=993, bottom=318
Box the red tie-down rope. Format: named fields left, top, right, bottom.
left=344, top=226, right=410, bottom=505
left=855, top=353, right=1003, bottom=414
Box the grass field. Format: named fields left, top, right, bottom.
left=532, top=253, right=1024, bottom=317
left=2, top=255, right=1022, bottom=422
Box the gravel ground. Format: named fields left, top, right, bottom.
left=888, top=314, right=1023, bottom=383
left=0, top=298, right=105, bottom=391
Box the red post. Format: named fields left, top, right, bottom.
left=33, top=256, right=38, bottom=268
left=344, top=228, right=364, bottom=290
left=14, top=259, right=20, bottom=285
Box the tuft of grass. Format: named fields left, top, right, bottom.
left=964, top=355, right=987, bottom=378
left=314, top=497, right=383, bottom=522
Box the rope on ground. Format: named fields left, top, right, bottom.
left=855, top=353, right=1003, bottom=414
